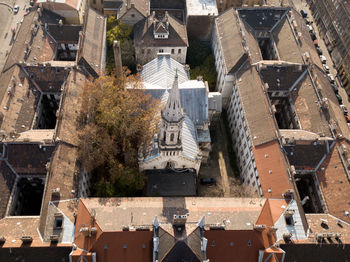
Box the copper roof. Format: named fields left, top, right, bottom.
left=253, top=140, right=292, bottom=198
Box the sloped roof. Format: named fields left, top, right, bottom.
left=142, top=57, right=208, bottom=127
left=214, top=8, right=248, bottom=74
left=119, top=0, right=149, bottom=17
left=237, top=7, right=289, bottom=32
left=259, top=63, right=308, bottom=91
left=78, top=8, right=106, bottom=77
left=134, top=12, right=188, bottom=47
left=236, top=62, right=277, bottom=146
left=141, top=55, right=189, bottom=88
left=253, top=140, right=292, bottom=198
left=47, top=24, right=82, bottom=43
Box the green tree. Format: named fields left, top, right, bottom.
left=79, top=71, right=160, bottom=196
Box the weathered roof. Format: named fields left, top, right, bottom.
left=119, top=0, right=149, bottom=17
left=134, top=12, right=188, bottom=48
left=284, top=141, right=328, bottom=170
left=3, top=11, right=55, bottom=72
left=7, top=143, right=56, bottom=174
left=47, top=24, right=82, bottom=43
left=306, top=213, right=350, bottom=243
left=103, top=0, right=123, bottom=9
left=236, top=62, right=277, bottom=146
left=141, top=55, right=189, bottom=88
left=80, top=197, right=266, bottom=231
left=214, top=8, right=248, bottom=74
left=78, top=8, right=106, bottom=77
left=237, top=7, right=289, bottom=32
left=259, top=62, right=308, bottom=91
left=315, top=140, right=350, bottom=223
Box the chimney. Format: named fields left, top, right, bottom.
left=127, top=0, right=131, bottom=9
left=113, top=40, right=123, bottom=77
left=58, top=19, right=63, bottom=27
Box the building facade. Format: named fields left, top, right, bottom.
left=309, top=0, right=350, bottom=94
left=134, top=12, right=188, bottom=65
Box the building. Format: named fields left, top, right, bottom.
left=138, top=55, right=221, bottom=170
left=134, top=11, right=188, bottom=65
left=76, top=8, right=107, bottom=77
left=0, top=6, right=106, bottom=260
left=185, top=0, right=218, bottom=41
left=212, top=6, right=350, bottom=222
left=70, top=197, right=309, bottom=262
left=91, top=0, right=149, bottom=24
left=309, top=0, right=350, bottom=94
left=280, top=213, right=350, bottom=261
left=216, top=0, right=282, bottom=13
left=36, top=0, right=87, bottom=24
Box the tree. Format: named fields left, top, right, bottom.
left=106, top=18, right=135, bottom=73
left=79, top=71, right=160, bottom=196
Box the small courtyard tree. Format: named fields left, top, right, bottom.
left=79, top=70, right=159, bottom=196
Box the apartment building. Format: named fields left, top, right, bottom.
left=309, top=0, right=350, bottom=93
left=212, top=7, right=350, bottom=224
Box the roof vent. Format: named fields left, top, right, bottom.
left=209, top=225, right=225, bottom=230
left=21, top=236, right=33, bottom=244
left=50, top=235, right=59, bottom=243
left=253, top=224, right=266, bottom=231
left=90, top=227, right=98, bottom=235
left=173, top=214, right=187, bottom=226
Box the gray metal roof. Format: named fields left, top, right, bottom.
left=143, top=115, right=199, bottom=162
left=182, top=115, right=200, bottom=160
left=141, top=55, right=189, bottom=88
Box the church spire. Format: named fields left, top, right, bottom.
left=159, top=69, right=184, bottom=149
left=163, top=69, right=183, bottom=123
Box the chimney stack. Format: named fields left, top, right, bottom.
left=113, top=40, right=123, bottom=77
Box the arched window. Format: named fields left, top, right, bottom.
left=170, top=133, right=174, bottom=142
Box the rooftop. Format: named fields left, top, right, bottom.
left=315, top=140, right=350, bottom=223
left=253, top=140, right=292, bottom=198
left=77, top=8, right=106, bottom=77
left=186, top=0, right=218, bottom=16
left=79, top=197, right=267, bottom=231
left=134, top=12, right=188, bottom=48
left=47, top=24, right=82, bottom=43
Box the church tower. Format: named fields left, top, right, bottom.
left=159, top=70, right=184, bottom=151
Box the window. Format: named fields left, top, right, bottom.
left=171, top=49, right=174, bottom=54
left=178, top=49, right=181, bottom=54
left=54, top=217, right=63, bottom=229
left=131, top=14, right=135, bottom=18
left=285, top=215, right=294, bottom=226
left=170, top=133, right=174, bottom=142
left=159, top=49, right=164, bottom=53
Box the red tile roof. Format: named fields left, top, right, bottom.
left=253, top=140, right=292, bottom=198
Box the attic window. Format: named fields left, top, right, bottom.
left=285, top=215, right=294, bottom=226
left=54, top=217, right=63, bottom=229
left=131, top=14, right=135, bottom=18
left=248, top=240, right=251, bottom=246
left=211, top=240, right=216, bottom=247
